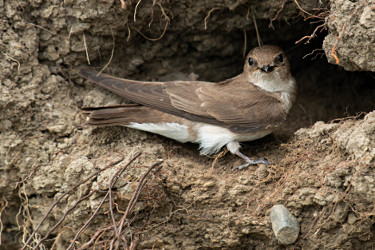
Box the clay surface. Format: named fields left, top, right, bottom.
left=323, top=0, right=375, bottom=71
left=1, top=0, right=375, bottom=249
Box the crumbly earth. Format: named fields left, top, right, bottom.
left=323, top=0, right=375, bottom=71
left=1, top=0, right=375, bottom=249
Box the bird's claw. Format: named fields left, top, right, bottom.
left=232, top=158, right=272, bottom=172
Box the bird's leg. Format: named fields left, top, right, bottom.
left=233, top=151, right=271, bottom=171
left=226, top=141, right=271, bottom=172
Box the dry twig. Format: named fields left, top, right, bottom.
left=77, top=226, right=113, bottom=250
left=21, top=157, right=126, bottom=250
left=67, top=153, right=141, bottom=250
left=110, top=160, right=164, bottom=249
left=76, top=158, right=163, bottom=249
left=293, top=1, right=329, bottom=45
left=33, top=191, right=96, bottom=250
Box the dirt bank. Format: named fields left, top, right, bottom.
left=1, top=0, right=375, bottom=249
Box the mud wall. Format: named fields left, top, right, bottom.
left=1, top=0, right=375, bottom=249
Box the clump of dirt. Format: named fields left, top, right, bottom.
left=323, top=0, right=375, bottom=71
left=1, top=0, right=375, bottom=249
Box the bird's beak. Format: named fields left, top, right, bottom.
left=259, top=65, right=276, bottom=73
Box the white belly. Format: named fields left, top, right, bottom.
left=194, top=124, right=272, bottom=155
left=126, top=122, right=272, bottom=155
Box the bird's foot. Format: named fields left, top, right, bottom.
left=232, top=150, right=272, bottom=172
left=232, top=157, right=271, bottom=172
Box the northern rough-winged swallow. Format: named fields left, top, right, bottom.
left=79, top=45, right=297, bottom=170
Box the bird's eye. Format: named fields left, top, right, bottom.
left=277, top=54, right=283, bottom=63
left=248, top=57, right=254, bottom=66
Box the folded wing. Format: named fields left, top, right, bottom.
left=79, top=68, right=287, bottom=133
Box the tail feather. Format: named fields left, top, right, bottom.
left=81, top=104, right=182, bottom=126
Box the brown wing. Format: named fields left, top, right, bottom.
left=81, top=104, right=183, bottom=126
left=79, top=68, right=287, bottom=133
left=79, top=68, right=173, bottom=114
left=165, top=76, right=287, bottom=133
left=79, top=68, right=218, bottom=124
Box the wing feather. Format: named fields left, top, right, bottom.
left=79, top=68, right=287, bottom=133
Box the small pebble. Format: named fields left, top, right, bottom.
left=270, top=204, right=300, bottom=245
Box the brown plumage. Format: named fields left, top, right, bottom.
left=81, top=104, right=184, bottom=126
left=79, top=71, right=286, bottom=133
left=79, top=45, right=297, bottom=170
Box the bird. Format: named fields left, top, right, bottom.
left=79, top=45, right=297, bottom=171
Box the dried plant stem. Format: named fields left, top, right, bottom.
left=110, top=160, right=163, bottom=249
left=67, top=153, right=141, bottom=250
left=21, top=157, right=126, bottom=250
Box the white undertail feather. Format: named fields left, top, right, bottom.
left=195, top=124, right=237, bottom=155
left=127, top=123, right=194, bottom=143
left=195, top=124, right=272, bottom=155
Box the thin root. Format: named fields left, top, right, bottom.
left=293, top=0, right=314, bottom=16
left=1, top=50, right=21, bottom=71
left=134, top=0, right=142, bottom=22
left=134, top=2, right=170, bottom=42
left=295, top=23, right=326, bottom=44
left=211, top=149, right=228, bottom=169
left=27, top=23, right=73, bottom=40
left=83, top=33, right=90, bottom=65
left=204, top=8, right=221, bottom=30
left=135, top=19, right=169, bottom=41
left=97, top=25, right=115, bottom=75
left=0, top=197, right=8, bottom=244
left=251, top=8, right=263, bottom=47
left=269, top=0, right=287, bottom=29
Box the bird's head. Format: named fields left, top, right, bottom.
left=244, top=45, right=291, bottom=82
